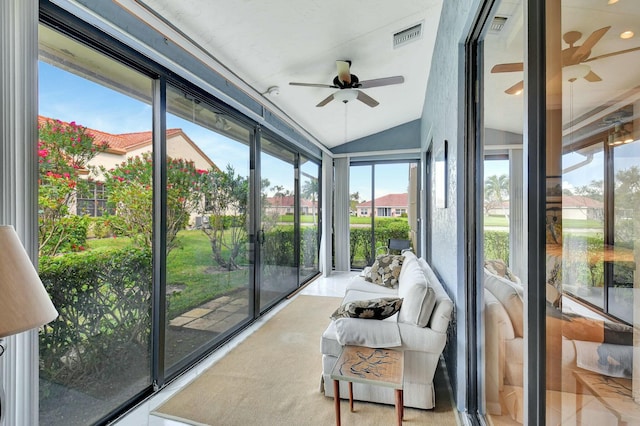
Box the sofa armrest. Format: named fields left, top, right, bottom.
left=397, top=323, right=447, bottom=353
left=334, top=318, right=401, bottom=348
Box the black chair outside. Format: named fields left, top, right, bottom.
left=377, top=238, right=412, bottom=255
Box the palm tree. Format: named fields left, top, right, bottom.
left=485, top=174, right=509, bottom=222
left=301, top=179, right=318, bottom=224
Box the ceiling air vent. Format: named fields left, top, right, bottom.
left=393, top=23, right=423, bottom=49
left=489, top=16, right=508, bottom=34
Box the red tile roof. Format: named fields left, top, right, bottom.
left=562, top=194, right=603, bottom=208
left=357, top=193, right=408, bottom=208
left=38, top=116, right=216, bottom=168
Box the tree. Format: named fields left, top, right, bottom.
left=198, top=165, right=249, bottom=270
left=102, top=153, right=207, bottom=254
left=302, top=178, right=318, bottom=223
left=614, top=166, right=640, bottom=243
left=575, top=179, right=604, bottom=201
left=484, top=174, right=509, bottom=221
left=350, top=192, right=361, bottom=214
left=38, top=119, right=107, bottom=256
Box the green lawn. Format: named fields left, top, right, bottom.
left=483, top=215, right=602, bottom=230
left=87, top=230, right=248, bottom=318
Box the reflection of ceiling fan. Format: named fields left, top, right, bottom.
left=492, top=26, right=640, bottom=94
left=289, top=60, right=404, bottom=107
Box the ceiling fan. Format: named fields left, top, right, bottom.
left=289, top=60, right=404, bottom=107
left=492, top=26, right=640, bottom=94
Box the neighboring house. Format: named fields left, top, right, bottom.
left=562, top=194, right=604, bottom=221
left=39, top=116, right=218, bottom=218
left=264, top=195, right=318, bottom=216
left=486, top=200, right=510, bottom=217
left=356, top=193, right=408, bottom=218
left=485, top=196, right=604, bottom=221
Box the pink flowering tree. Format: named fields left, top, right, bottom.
left=38, top=119, right=107, bottom=256
left=102, top=153, right=208, bottom=254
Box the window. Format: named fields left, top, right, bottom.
left=38, top=23, right=154, bottom=425
left=76, top=181, right=108, bottom=216
left=37, top=8, right=323, bottom=424
left=349, top=162, right=416, bottom=269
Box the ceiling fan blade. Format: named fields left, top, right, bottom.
left=356, top=90, right=379, bottom=107
left=584, top=45, right=640, bottom=62
left=316, top=94, right=335, bottom=107
left=583, top=70, right=602, bottom=82
left=289, top=82, right=336, bottom=88
left=572, top=26, right=610, bottom=61
left=358, top=76, right=404, bottom=89
left=504, top=81, right=524, bottom=95
left=336, top=60, right=352, bottom=85
left=491, top=62, right=524, bottom=73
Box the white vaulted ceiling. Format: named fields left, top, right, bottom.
left=123, top=0, right=444, bottom=149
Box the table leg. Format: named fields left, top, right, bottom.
left=395, top=389, right=404, bottom=424
left=333, top=379, right=341, bottom=426
left=348, top=381, right=354, bottom=412
left=575, top=379, right=583, bottom=426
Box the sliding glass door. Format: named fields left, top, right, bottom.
left=258, top=136, right=298, bottom=311
left=37, top=8, right=322, bottom=423
left=163, top=85, right=253, bottom=374
left=349, top=162, right=417, bottom=269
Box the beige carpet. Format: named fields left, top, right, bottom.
left=153, top=295, right=458, bottom=425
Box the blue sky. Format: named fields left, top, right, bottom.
left=39, top=61, right=410, bottom=199
left=41, top=61, right=638, bottom=201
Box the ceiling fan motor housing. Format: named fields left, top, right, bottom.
left=333, top=74, right=360, bottom=89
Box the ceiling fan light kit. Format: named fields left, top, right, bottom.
left=564, top=64, right=591, bottom=82
left=333, top=89, right=358, bottom=103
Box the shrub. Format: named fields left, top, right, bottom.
left=39, top=247, right=152, bottom=386
left=484, top=230, right=509, bottom=264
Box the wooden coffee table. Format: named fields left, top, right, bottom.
left=330, top=345, right=404, bottom=425
left=574, top=370, right=640, bottom=425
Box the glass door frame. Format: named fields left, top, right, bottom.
left=467, top=0, right=547, bottom=424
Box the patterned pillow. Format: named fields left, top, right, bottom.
left=365, top=254, right=404, bottom=288
left=330, top=297, right=403, bottom=320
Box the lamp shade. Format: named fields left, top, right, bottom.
left=0, top=226, right=58, bottom=338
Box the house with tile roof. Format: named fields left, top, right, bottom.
left=39, top=116, right=218, bottom=217
left=356, top=193, right=408, bottom=218
left=264, top=195, right=318, bottom=216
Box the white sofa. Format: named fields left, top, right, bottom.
left=320, top=250, right=453, bottom=409
left=483, top=265, right=633, bottom=423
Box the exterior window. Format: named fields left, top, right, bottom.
left=349, top=163, right=416, bottom=269
left=76, top=181, right=108, bottom=216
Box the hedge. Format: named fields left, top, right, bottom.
left=39, top=247, right=152, bottom=385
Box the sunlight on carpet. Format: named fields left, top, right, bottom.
left=152, top=295, right=458, bottom=425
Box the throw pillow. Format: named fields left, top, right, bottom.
left=484, top=259, right=520, bottom=284
left=330, top=297, right=403, bottom=320
left=365, top=254, right=404, bottom=288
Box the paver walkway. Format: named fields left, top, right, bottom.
left=169, top=293, right=249, bottom=333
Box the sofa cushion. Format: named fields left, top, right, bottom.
left=334, top=317, right=402, bottom=348
left=484, top=270, right=524, bottom=338
left=330, top=297, right=403, bottom=320
left=346, top=277, right=397, bottom=296
left=418, top=258, right=453, bottom=333
left=365, top=254, right=404, bottom=288
left=397, top=261, right=436, bottom=327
